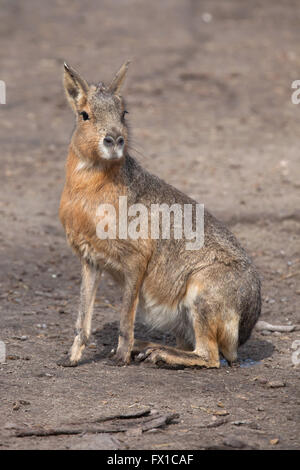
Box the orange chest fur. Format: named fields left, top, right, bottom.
left=59, top=150, right=127, bottom=257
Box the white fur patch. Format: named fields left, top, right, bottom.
left=99, top=142, right=124, bottom=160
left=182, top=283, right=201, bottom=308
left=138, top=293, right=180, bottom=332
left=137, top=283, right=204, bottom=343
left=76, top=160, right=93, bottom=172
left=115, top=147, right=124, bottom=159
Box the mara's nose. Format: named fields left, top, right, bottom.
left=103, top=135, right=125, bottom=147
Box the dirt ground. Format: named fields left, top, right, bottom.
left=0, top=0, right=299, bottom=450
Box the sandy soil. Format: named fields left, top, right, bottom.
left=0, top=0, right=299, bottom=450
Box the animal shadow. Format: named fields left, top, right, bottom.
left=80, top=321, right=274, bottom=368
left=81, top=321, right=176, bottom=366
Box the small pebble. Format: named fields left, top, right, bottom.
left=270, top=438, right=279, bottom=445
left=19, top=400, right=30, bottom=405
left=7, top=355, right=20, bottom=360
left=232, top=420, right=248, bottom=426
left=257, top=377, right=268, bottom=384
left=267, top=381, right=286, bottom=388
left=12, top=400, right=30, bottom=411
left=214, top=410, right=229, bottom=416
left=223, top=437, right=246, bottom=449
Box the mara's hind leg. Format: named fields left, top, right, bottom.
left=131, top=336, right=193, bottom=357
left=218, top=312, right=239, bottom=365
left=58, top=262, right=100, bottom=367
left=138, top=337, right=220, bottom=368
left=137, top=309, right=220, bottom=369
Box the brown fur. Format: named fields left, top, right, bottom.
left=58, top=62, right=261, bottom=368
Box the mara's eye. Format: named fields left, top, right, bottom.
left=121, top=110, right=128, bottom=122
left=80, top=111, right=90, bottom=121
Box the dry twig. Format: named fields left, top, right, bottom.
left=14, top=411, right=179, bottom=438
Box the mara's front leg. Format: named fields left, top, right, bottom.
left=58, top=261, right=100, bottom=367
left=114, top=272, right=144, bottom=365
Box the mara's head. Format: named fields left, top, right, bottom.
left=63, top=61, right=130, bottom=165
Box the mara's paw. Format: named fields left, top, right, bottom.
left=136, top=347, right=219, bottom=369
left=109, top=347, right=132, bottom=366
left=56, top=356, right=79, bottom=367
left=136, top=347, right=170, bottom=367
left=136, top=346, right=155, bottom=362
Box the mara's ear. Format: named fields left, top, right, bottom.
left=63, top=62, right=89, bottom=112
left=108, top=60, right=130, bottom=95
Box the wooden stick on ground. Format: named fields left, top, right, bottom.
left=14, top=412, right=179, bottom=438
left=66, top=408, right=151, bottom=426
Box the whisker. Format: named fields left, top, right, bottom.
left=128, top=145, right=148, bottom=161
